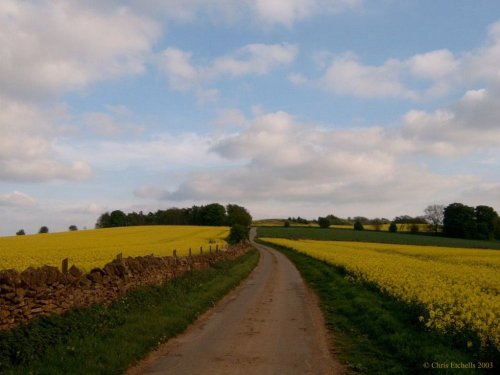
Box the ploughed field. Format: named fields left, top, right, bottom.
left=0, top=226, right=229, bottom=272
left=260, top=237, right=500, bottom=353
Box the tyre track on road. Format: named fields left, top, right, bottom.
left=127, top=231, right=344, bottom=374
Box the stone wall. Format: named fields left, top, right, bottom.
left=0, top=244, right=251, bottom=331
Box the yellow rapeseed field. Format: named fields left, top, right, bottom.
left=261, top=238, right=500, bottom=350
left=0, top=226, right=229, bottom=272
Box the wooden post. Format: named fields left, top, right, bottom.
left=173, top=249, right=177, bottom=258
left=200, top=246, right=203, bottom=255
left=209, top=245, right=212, bottom=254
left=189, top=248, right=192, bottom=257
left=116, top=253, right=123, bottom=261
left=62, top=258, right=69, bottom=274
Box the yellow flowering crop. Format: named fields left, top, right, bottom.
left=261, top=238, right=500, bottom=350
left=0, top=226, right=228, bottom=272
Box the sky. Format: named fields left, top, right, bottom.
left=1, top=0, right=500, bottom=235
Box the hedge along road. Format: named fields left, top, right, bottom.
left=126, top=228, right=343, bottom=375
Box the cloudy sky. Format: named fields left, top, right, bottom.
left=1, top=0, right=500, bottom=235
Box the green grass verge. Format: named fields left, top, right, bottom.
left=257, top=226, right=500, bottom=250
left=259, top=240, right=498, bottom=374
left=0, top=249, right=259, bottom=375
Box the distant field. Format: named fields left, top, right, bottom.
left=254, top=220, right=430, bottom=232
left=257, top=226, right=500, bottom=249
left=0, top=226, right=229, bottom=272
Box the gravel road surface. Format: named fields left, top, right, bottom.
left=126, top=231, right=344, bottom=374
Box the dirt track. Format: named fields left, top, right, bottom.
left=127, top=231, right=344, bottom=375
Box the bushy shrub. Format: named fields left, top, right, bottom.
left=354, top=221, right=364, bottom=231
left=227, top=224, right=249, bottom=244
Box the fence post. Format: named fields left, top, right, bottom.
left=62, top=258, right=69, bottom=274
left=209, top=245, right=212, bottom=254
left=173, top=249, right=177, bottom=258
left=200, top=246, right=203, bottom=255
left=189, top=248, right=192, bottom=257
left=216, top=244, right=219, bottom=253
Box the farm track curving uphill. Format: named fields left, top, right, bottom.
left=127, top=229, right=344, bottom=375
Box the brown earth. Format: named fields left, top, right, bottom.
left=126, top=231, right=345, bottom=375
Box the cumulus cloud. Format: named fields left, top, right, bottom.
left=0, top=96, right=92, bottom=182
left=402, top=85, right=500, bottom=155
left=320, top=53, right=417, bottom=99
left=159, top=43, right=298, bottom=92
left=134, top=110, right=466, bottom=217
left=316, top=21, right=500, bottom=100
left=0, top=0, right=160, bottom=100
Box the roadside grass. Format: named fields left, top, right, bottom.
left=0, top=250, right=259, bottom=375
left=259, top=240, right=495, bottom=374
left=257, top=226, right=500, bottom=250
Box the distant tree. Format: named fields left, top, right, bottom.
left=284, top=221, right=290, bottom=227
left=325, top=214, right=351, bottom=226
left=39, top=226, right=49, bottom=234
left=388, top=222, right=397, bottom=233
left=354, top=220, right=364, bottom=231
left=318, top=217, right=331, bottom=229
left=69, top=225, right=78, bottom=231
left=16, top=229, right=25, bottom=236
left=353, top=216, right=369, bottom=225
left=443, top=203, right=476, bottom=238
left=410, top=223, right=420, bottom=233
left=109, top=210, right=128, bottom=227
left=424, top=204, right=444, bottom=233
left=95, top=212, right=111, bottom=228
left=226, top=204, right=252, bottom=227
left=475, top=205, right=499, bottom=240
left=200, top=203, right=227, bottom=226
left=227, top=224, right=250, bottom=244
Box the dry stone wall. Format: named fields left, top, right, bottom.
left=0, top=244, right=251, bottom=331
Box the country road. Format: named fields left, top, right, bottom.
left=126, top=230, right=343, bottom=375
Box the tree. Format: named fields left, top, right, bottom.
left=16, top=229, right=25, bottom=236
left=95, top=212, right=111, bottom=228
left=424, top=204, right=444, bottom=233
left=389, top=222, right=397, bottom=233
left=284, top=221, right=290, bottom=227
left=109, top=210, right=128, bottom=227
left=354, top=220, right=364, bottom=231
left=318, top=217, right=330, bottom=229
left=226, top=204, right=252, bottom=227
left=227, top=224, right=249, bottom=244
left=39, top=226, right=49, bottom=234
left=443, top=203, right=476, bottom=238
left=69, top=225, right=78, bottom=231
left=475, top=205, right=499, bottom=240
left=200, top=203, right=227, bottom=226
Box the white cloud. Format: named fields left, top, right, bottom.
left=159, top=43, right=298, bottom=92
left=316, top=20, right=500, bottom=100
left=0, top=191, right=37, bottom=207
left=407, top=49, right=459, bottom=79
left=0, top=0, right=160, bottom=100
left=0, top=97, right=92, bottom=182
left=133, top=110, right=465, bottom=217
left=320, top=53, right=418, bottom=99
left=402, top=85, right=500, bottom=155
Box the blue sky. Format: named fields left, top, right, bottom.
left=1, top=0, right=500, bottom=235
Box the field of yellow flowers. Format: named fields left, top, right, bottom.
left=261, top=238, right=500, bottom=351
left=0, top=226, right=229, bottom=272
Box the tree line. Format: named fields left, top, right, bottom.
left=95, top=203, right=252, bottom=229
left=316, top=202, right=500, bottom=241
